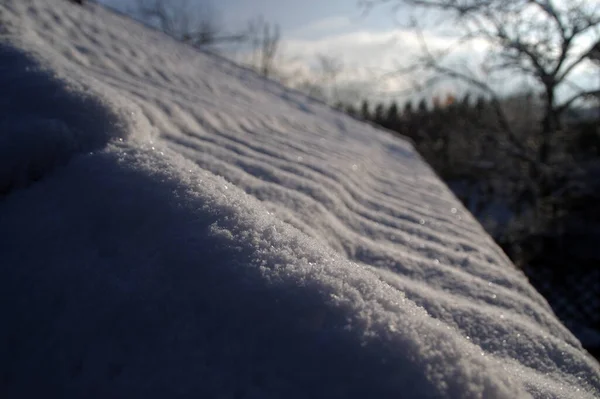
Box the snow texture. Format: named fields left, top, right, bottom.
left=0, top=1, right=598, bottom=398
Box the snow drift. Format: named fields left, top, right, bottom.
left=0, top=1, right=598, bottom=397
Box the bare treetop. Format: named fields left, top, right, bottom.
left=363, top=0, right=600, bottom=164
left=135, top=0, right=223, bottom=46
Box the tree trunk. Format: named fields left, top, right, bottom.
left=540, top=87, right=554, bottom=165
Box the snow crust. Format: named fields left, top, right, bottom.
left=0, top=1, right=598, bottom=397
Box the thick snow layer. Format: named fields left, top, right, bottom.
left=0, top=1, right=598, bottom=398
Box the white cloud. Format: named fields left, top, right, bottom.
left=245, top=10, right=598, bottom=105
left=289, top=16, right=353, bottom=39
left=278, top=28, right=486, bottom=101
left=285, top=29, right=420, bottom=73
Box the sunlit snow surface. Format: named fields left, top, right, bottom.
left=0, top=1, right=598, bottom=398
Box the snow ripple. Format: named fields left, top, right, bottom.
left=0, top=1, right=598, bottom=398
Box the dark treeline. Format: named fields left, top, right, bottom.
left=341, top=93, right=600, bottom=357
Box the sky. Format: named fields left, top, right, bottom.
left=98, top=0, right=599, bottom=105
left=99, top=0, right=398, bottom=35
left=97, top=0, right=469, bottom=99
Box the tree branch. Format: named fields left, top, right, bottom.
left=410, top=24, right=539, bottom=166
left=556, top=89, right=600, bottom=113
left=557, top=39, right=600, bottom=82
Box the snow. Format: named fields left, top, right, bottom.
left=0, top=1, right=598, bottom=397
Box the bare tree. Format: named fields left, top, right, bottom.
left=363, top=0, right=600, bottom=233
left=284, top=54, right=377, bottom=105
left=135, top=0, right=244, bottom=47
left=364, top=0, right=600, bottom=164
left=133, top=2, right=282, bottom=76
left=292, top=54, right=345, bottom=102
left=246, top=16, right=281, bottom=78
left=314, top=54, right=345, bottom=103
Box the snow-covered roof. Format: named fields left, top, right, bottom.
left=0, top=0, right=598, bottom=397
